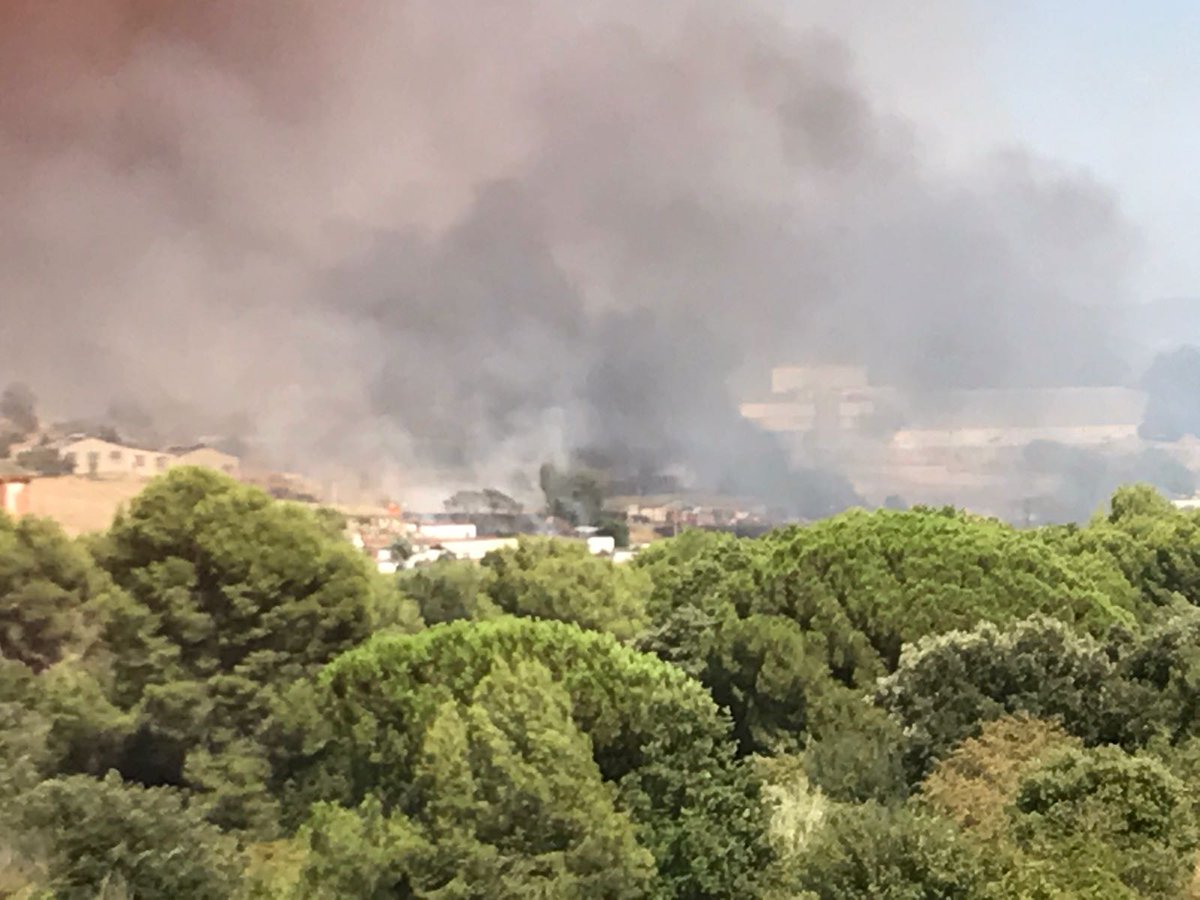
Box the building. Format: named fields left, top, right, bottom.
left=741, top=365, right=881, bottom=437
left=61, top=437, right=173, bottom=479
left=0, top=461, right=32, bottom=517
left=606, top=494, right=765, bottom=529
left=889, top=388, right=1147, bottom=452
left=414, top=522, right=478, bottom=541
left=586, top=535, right=616, bottom=556
left=169, top=446, right=240, bottom=476
left=770, top=365, right=869, bottom=394
left=59, top=438, right=244, bottom=481
left=739, top=363, right=1163, bottom=515
left=743, top=365, right=1148, bottom=457
left=402, top=536, right=519, bottom=568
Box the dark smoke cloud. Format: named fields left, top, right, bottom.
left=0, top=1, right=1137, bottom=505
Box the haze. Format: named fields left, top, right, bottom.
left=1, top=1, right=1193, bottom=507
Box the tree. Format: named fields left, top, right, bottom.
left=920, top=715, right=1080, bottom=843
left=595, top=515, right=631, bottom=549
left=96, top=467, right=376, bottom=706
left=875, top=617, right=1134, bottom=782
left=0, top=644, right=136, bottom=798
left=292, top=618, right=774, bottom=898
left=802, top=688, right=907, bottom=804
left=539, top=462, right=607, bottom=526
left=311, top=507, right=347, bottom=540
left=1115, top=609, right=1200, bottom=745
left=388, top=535, right=414, bottom=562
left=0, top=382, right=38, bottom=437
left=0, top=512, right=114, bottom=672
left=1011, top=747, right=1198, bottom=897
left=1041, top=485, right=1200, bottom=613
left=443, top=489, right=489, bottom=516
left=91, top=467, right=378, bottom=831
left=792, top=802, right=988, bottom=900
left=631, top=511, right=1134, bottom=762
left=758, top=508, right=1138, bottom=673
left=482, top=487, right=522, bottom=516
left=635, top=531, right=871, bottom=757
left=16, top=442, right=74, bottom=476
left=0, top=661, right=52, bottom=798
left=365, top=578, right=424, bottom=637
left=481, top=538, right=650, bottom=641
left=296, top=660, right=656, bottom=898
left=756, top=754, right=831, bottom=877
left=920, top=719, right=1198, bottom=896
left=396, top=558, right=500, bottom=626
left=6, top=772, right=241, bottom=899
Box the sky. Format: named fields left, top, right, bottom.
left=777, top=0, right=1200, bottom=302
left=973, top=1, right=1200, bottom=302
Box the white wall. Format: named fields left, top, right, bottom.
left=415, top=522, right=477, bottom=541
left=62, top=438, right=173, bottom=478
left=586, top=535, right=616, bottom=556
left=891, top=424, right=1140, bottom=451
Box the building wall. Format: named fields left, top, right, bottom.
left=415, top=522, right=478, bottom=541
left=586, top=535, right=616, bottom=555
left=405, top=537, right=518, bottom=567
left=891, top=424, right=1140, bottom=451
left=0, top=480, right=30, bottom=517
left=62, top=438, right=172, bottom=479
left=741, top=392, right=877, bottom=434
left=740, top=401, right=817, bottom=432
left=771, top=365, right=869, bottom=394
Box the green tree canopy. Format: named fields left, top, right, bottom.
left=296, top=659, right=655, bottom=898
left=802, top=690, right=907, bottom=804
left=758, top=508, right=1138, bottom=673
left=396, top=558, right=500, bottom=626
left=920, top=715, right=1081, bottom=844
left=1011, top=747, right=1198, bottom=898
left=632, top=510, right=1135, bottom=759
left=792, top=802, right=988, bottom=900
left=294, top=617, right=773, bottom=898
left=481, top=538, right=650, bottom=641
left=6, top=772, right=241, bottom=899
left=0, top=512, right=114, bottom=672
left=875, top=617, right=1134, bottom=781
left=538, top=462, right=606, bottom=526
left=1055, top=485, right=1200, bottom=609
left=96, top=468, right=376, bottom=703
left=90, top=468, right=381, bottom=830
left=635, top=532, right=844, bottom=756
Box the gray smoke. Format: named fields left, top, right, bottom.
left=0, top=0, right=1137, bottom=504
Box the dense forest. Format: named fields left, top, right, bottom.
left=7, top=469, right=1200, bottom=897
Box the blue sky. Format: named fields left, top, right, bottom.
left=973, top=1, right=1200, bottom=301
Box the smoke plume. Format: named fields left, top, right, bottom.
left=0, top=1, right=1137, bottom=506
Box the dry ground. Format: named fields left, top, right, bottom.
left=26, top=475, right=150, bottom=536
